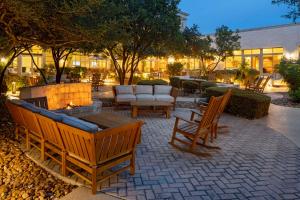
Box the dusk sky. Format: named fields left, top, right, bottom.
left=179, top=0, right=295, bottom=34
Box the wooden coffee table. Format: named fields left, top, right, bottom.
left=131, top=101, right=173, bottom=119
left=79, top=112, right=138, bottom=129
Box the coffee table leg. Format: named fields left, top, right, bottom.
left=132, top=106, right=138, bottom=118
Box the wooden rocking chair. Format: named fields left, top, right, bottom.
left=169, top=95, right=224, bottom=155
left=190, top=89, right=232, bottom=142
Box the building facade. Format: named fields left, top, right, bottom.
left=5, top=23, right=300, bottom=80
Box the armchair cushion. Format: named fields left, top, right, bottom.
left=40, top=109, right=66, bottom=121
left=62, top=116, right=100, bottom=133
left=154, top=95, right=174, bottom=103
left=21, top=102, right=42, bottom=113
left=115, top=86, right=134, bottom=95
left=116, top=94, right=136, bottom=103
left=135, top=85, right=153, bottom=95
left=136, top=94, right=155, bottom=102
left=154, top=85, right=172, bottom=95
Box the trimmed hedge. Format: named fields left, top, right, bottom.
left=169, top=77, right=181, bottom=88
left=182, top=81, right=198, bottom=94
left=206, top=87, right=271, bottom=119
left=137, top=79, right=168, bottom=86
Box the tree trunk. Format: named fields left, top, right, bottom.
left=54, top=59, right=61, bottom=84
left=0, top=66, right=8, bottom=95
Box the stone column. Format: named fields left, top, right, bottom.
left=17, top=55, right=23, bottom=75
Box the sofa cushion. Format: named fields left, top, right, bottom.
left=154, top=95, right=174, bottom=103
left=115, top=86, right=134, bottom=95
left=136, top=94, right=155, bottom=102
left=154, top=85, right=172, bottom=95
left=40, top=109, right=66, bottom=121
left=62, top=116, right=100, bottom=133
left=21, top=102, right=42, bottom=113
left=135, top=85, right=153, bottom=95
left=116, top=94, right=136, bottom=103
left=10, top=99, right=27, bottom=106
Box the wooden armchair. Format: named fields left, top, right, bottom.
left=56, top=120, right=143, bottom=194
left=246, top=75, right=271, bottom=93
left=191, top=89, right=232, bottom=142
left=170, top=95, right=224, bottom=155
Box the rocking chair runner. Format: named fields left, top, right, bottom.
left=191, top=89, right=232, bottom=142
left=169, top=95, right=224, bottom=155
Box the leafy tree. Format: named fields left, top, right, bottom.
left=167, top=62, right=184, bottom=77
left=208, top=26, right=241, bottom=73
left=180, top=25, right=215, bottom=75
left=86, top=0, right=181, bottom=85
left=272, top=0, right=300, bottom=21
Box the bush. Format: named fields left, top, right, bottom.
left=169, top=77, right=181, bottom=88
left=206, top=87, right=271, bottom=119
left=182, top=81, right=198, bottom=94
left=235, top=62, right=260, bottom=85
left=167, top=62, right=184, bottom=77
left=213, top=69, right=238, bottom=83
left=200, top=81, right=217, bottom=92
left=277, top=59, right=300, bottom=101
left=5, top=75, right=26, bottom=91
left=137, top=79, right=168, bottom=86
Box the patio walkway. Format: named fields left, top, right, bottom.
left=57, top=105, right=300, bottom=200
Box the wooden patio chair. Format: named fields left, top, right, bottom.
left=190, top=89, right=232, bottom=142
left=92, top=74, right=104, bottom=92
left=56, top=120, right=143, bottom=194
left=169, top=95, right=224, bottom=155
left=35, top=113, right=66, bottom=174
left=257, top=75, right=271, bottom=93
left=18, top=106, right=44, bottom=153
left=5, top=101, right=27, bottom=141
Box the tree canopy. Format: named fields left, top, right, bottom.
left=272, top=0, right=300, bottom=21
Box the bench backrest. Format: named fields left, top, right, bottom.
left=57, top=120, right=142, bottom=166
left=5, top=101, right=26, bottom=127
left=35, top=113, right=64, bottom=149
left=18, top=106, right=42, bottom=137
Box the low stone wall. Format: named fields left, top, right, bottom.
left=20, top=83, right=92, bottom=110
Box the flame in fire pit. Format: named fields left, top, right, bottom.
left=66, top=101, right=76, bottom=110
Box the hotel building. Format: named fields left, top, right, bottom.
left=5, top=21, right=300, bottom=83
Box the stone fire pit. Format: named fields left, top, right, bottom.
left=20, top=83, right=93, bottom=110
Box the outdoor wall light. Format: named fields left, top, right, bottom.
left=12, top=82, right=16, bottom=94
left=167, top=56, right=175, bottom=64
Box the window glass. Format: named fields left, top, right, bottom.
left=225, top=57, right=234, bottom=68
left=252, top=49, right=260, bottom=54
left=233, top=50, right=242, bottom=56
left=244, top=50, right=252, bottom=55
left=263, top=48, right=273, bottom=54
left=273, top=48, right=283, bottom=54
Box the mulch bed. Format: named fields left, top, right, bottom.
left=271, top=92, right=300, bottom=108
left=0, top=101, right=77, bottom=199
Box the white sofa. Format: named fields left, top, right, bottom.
left=113, top=85, right=178, bottom=109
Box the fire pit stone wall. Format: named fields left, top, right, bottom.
left=20, top=83, right=92, bottom=110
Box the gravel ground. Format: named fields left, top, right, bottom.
left=0, top=105, right=76, bottom=200
left=271, top=92, right=300, bottom=108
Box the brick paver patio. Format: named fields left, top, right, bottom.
left=93, top=108, right=300, bottom=200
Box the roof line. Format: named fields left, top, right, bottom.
left=237, top=22, right=300, bottom=33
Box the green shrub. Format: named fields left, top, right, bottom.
left=200, top=81, right=217, bottom=92
left=167, top=62, right=184, bottom=77
left=277, top=59, right=300, bottom=101
left=182, top=81, right=198, bottom=94
left=235, top=62, right=260, bottom=85
left=5, top=75, right=26, bottom=91
left=169, top=77, right=181, bottom=88
left=137, top=79, right=168, bottom=86
left=206, top=87, right=271, bottom=119
left=289, top=88, right=300, bottom=102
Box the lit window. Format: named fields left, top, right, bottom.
left=244, top=50, right=252, bottom=55
left=73, top=61, right=80, bottom=66
left=273, top=48, right=283, bottom=54
left=251, top=49, right=260, bottom=54
left=263, top=48, right=273, bottom=54
left=91, top=61, right=97, bottom=67
left=233, top=50, right=242, bottom=56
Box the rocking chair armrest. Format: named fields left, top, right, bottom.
left=198, top=101, right=208, bottom=105
left=174, top=114, right=199, bottom=125
left=191, top=109, right=203, bottom=116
